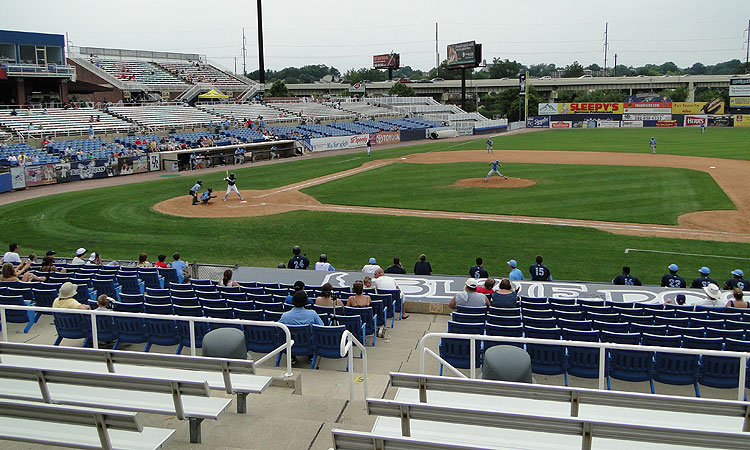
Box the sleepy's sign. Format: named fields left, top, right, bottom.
left=559, top=103, right=622, bottom=114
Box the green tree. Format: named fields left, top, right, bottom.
left=344, top=68, right=388, bottom=83
left=662, top=86, right=688, bottom=102
left=695, top=87, right=729, bottom=105
left=479, top=85, right=540, bottom=120
left=267, top=79, right=292, bottom=97
left=659, top=61, right=680, bottom=75
left=388, top=82, right=416, bottom=97
left=562, top=61, right=585, bottom=78
left=613, top=65, right=632, bottom=76
left=732, top=62, right=750, bottom=75
left=527, top=63, right=557, bottom=77
left=489, top=58, right=525, bottom=79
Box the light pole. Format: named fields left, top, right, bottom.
left=257, top=0, right=265, bottom=84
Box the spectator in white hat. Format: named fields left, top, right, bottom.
left=449, top=278, right=490, bottom=309
left=71, top=248, right=87, bottom=265
left=697, top=283, right=722, bottom=308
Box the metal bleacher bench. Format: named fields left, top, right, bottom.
left=0, top=398, right=173, bottom=450
left=0, top=364, right=228, bottom=444
left=331, top=372, right=750, bottom=450
left=0, top=341, right=272, bottom=414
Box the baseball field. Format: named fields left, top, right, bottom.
left=3, top=126, right=750, bottom=285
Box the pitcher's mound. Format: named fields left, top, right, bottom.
left=454, top=178, right=536, bottom=188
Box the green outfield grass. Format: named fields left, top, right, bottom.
left=302, top=162, right=734, bottom=225
left=0, top=128, right=747, bottom=285
left=492, top=127, right=750, bottom=160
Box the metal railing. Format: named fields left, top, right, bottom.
left=339, top=330, right=368, bottom=401
left=0, top=304, right=294, bottom=377
left=418, top=332, right=750, bottom=401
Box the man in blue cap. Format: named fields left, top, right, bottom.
left=660, top=264, right=686, bottom=288
left=724, top=269, right=749, bottom=291
left=690, top=267, right=718, bottom=289
left=507, top=260, right=524, bottom=281
left=362, top=257, right=381, bottom=275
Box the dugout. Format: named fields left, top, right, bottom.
left=158, top=140, right=299, bottom=172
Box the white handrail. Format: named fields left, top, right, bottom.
left=418, top=332, right=750, bottom=401
left=0, top=304, right=294, bottom=377
left=339, top=330, right=368, bottom=401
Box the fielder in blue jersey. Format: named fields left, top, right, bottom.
left=650, top=137, right=657, bottom=154
left=484, top=160, right=507, bottom=182
left=486, top=139, right=493, bottom=153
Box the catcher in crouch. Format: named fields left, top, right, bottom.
left=223, top=172, right=244, bottom=201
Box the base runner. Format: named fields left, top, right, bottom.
left=485, top=160, right=507, bottom=182
left=223, top=172, right=244, bottom=201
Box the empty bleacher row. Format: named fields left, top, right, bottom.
left=268, top=102, right=356, bottom=120
left=107, top=105, right=221, bottom=130
left=0, top=107, right=132, bottom=138
left=89, top=56, right=188, bottom=88
left=197, top=103, right=292, bottom=121
left=439, top=296, right=750, bottom=396
left=156, top=60, right=248, bottom=91
left=333, top=101, right=394, bottom=117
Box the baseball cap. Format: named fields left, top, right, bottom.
left=732, top=269, right=744, bottom=277
left=369, top=257, right=376, bottom=264
left=703, top=283, right=721, bottom=300
left=293, top=280, right=305, bottom=291
left=675, top=294, right=686, bottom=305
left=465, top=278, right=478, bottom=289
left=507, top=259, right=517, bottom=268
left=76, top=247, right=86, bottom=256
left=45, top=250, right=56, bottom=256
left=668, top=264, right=679, bottom=272
left=698, top=267, right=710, bottom=275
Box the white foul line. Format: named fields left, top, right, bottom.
left=624, top=248, right=750, bottom=260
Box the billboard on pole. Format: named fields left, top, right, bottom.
left=373, top=53, right=400, bottom=69
left=446, top=41, right=480, bottom=68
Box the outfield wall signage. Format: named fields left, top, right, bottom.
left=623, top=114, right=671, bottom=121
left=10, top=166, right=25, bottom=190
left=526, top=116, right=550, bottom=128
left=622, top=120, right=644, bottom=128
left=148, top=153, right=161, bottom=171
left=656, top=120, right=678, bottom=127
left=730, top=97, right=750, bottom=108
left=550, top=120, right=572, bottom=129
left=735, top=115, right=750, bottom=127
left=537, top=103, right=558, bottom=115
left=24, top=164, right=56, bottom=187
left=683, top=115, right=707, bottom=127
left=596, top=120, right=621, bottom=128
left=672, top=101, right=724, bottom=115
left=310, top=134, right=369, bottom=152
left=0, top=173, right=11, bottom=193
left=623, top=102, right=672, bottom=114
left=371, top=131, right=401, bottom=145
left=559, top=103, right=622, bottom=114
left=729, top=78, right=750, bottom=96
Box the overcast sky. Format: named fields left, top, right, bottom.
left=2, top=0, right=749, bottom=73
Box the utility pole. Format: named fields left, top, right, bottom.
left=603, top=22, right=609, bottom=76
left=435, top=23, right=439, bottom=76
left=614, top=54, right=618, bottom=77
left=242, top=28, right=247, bottom=76
left=256, top=0, right=265, bottom=84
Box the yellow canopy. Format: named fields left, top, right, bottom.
left=198, top=89, right=229, bottom=99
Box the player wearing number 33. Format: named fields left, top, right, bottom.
left=484, top=160, right=507, bottom=182
left=223, top=173, right=244, bottom=202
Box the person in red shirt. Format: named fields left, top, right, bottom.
left=476, top=277, right=496, bottom=296
left=154, top=254, right=168, bottom=268
left=135, top=139, right=141, bottom=145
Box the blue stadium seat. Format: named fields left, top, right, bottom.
left=484, top=324, right=524, bottom=350
left=312, top=325, right=348, bottom=370
left=561, top=328, right=601, bottom=384
left=275, top=324, right=314, bottom=366
left=643, top=334, right=698, bottom=396
left=524, top=326, right=565, bottom=376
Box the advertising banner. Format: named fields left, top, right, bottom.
left=596, top=120, right=621, bottom=128
left=729, top=79, right=750, bottom=97
left=348, top=83, right=365, bottom=93
left=623, top=114, right=671, bottom=121
left=310, top=134, right=369, bottom=152
left=446, top=41, right=476, bottom=68
left=0, top=173, right=11, bottom=193
left=372, top=131, right=401, bottom=145
left=550, top=120, right=572, bottom=129
left=735, top=115, right=750, bottom=127
left=656, top=120, right=678, bottom=127
left=526, top=116, right=550, bottom=128
left=730, top=97, right=750, bottom=108
left=55, top=162, right=71, bottom=183
left=537, top=103, right=559, bottom=115
left=672, top=101, right=725, bottom=114
left=148, top=153, right=161, bottom=172
left=559, top=103, right=622, bottom=114
left=373, top=53, right=400, bottom=69
left=622, top=120, right=644, bottom=128
left=623, top=102, right=672, bottom=114
left=10, top=166, right=25, bottom=190
left=683, top=115, right=708, bottom=127
left=24, top=164, right=56, bottom=187
left=69, top=159, right=111, bottom=181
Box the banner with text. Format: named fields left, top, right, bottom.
left=526, top=116, right=551, bottom=128
left=730, top=97, right=750, bottom=109
left=623, top=102, right=672, bottom=115
left=310, top=134, right=369, bottom=152
left=622, top=120, right=644, bottom=128
left=24, top=164, right=57, bottom=187
left=537, top=103, right=559, bottom=115
left=623, top=114, right=671, bottom=121
left=683, top=115, right=707, bottom=127
left=672, top=101, right=724, bottom=115
left=735, top=115, right=750, bottom=127
left=729, top=78, right=750, bottom=97
left=656, top=120, right=678, bottom=127
left=370, top=131, right=401, bottom=145
left=550, top=120, right=573, bottom=129
left=596, top=120, right=621, bottom=128
left=559, top=103, right=622, bottom=114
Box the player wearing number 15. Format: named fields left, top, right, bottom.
left=661, top=264, right=686, bottom=288
left=529, top=255, right=552, bottom=281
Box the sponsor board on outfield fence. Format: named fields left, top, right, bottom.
left=526, top=116, right=550, bottom=128
left=672, top=101, right=725, bottom=114
left=735, top=115, right=750, bottom=127
left=559, top=102, right=622, bottom=114
left=310, top=133, right=369, bottom=152
left=0, top=173, right=12, bottom=194
left=371, top=131, right=401, bottom=145
left=622, top=120, right=644, bottom=128
left=656, top=120, right=678, bottom=127
left=24, top=164, right=56, bottom=187
left=149, top=153, right=161, bottom=171
left=451, top=120, right=475, bottom=135
left=683, top=115, right=707, bottom=127
left=730, top=97, right=750, bottom=108
left=10, top=166, right=25, bottom=190
left=55, top=162, right=71, bottom=183
left=550, top=120, right=572, bottom=129
left=537, top=103, right=559, bottom=115
left=729, top=79, right=750, bottom=96
left=624, top=102, right=672, bottom=114
left=596, top=120, right=621, bottom=128
left=623, top=114, right=671, bottom=121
